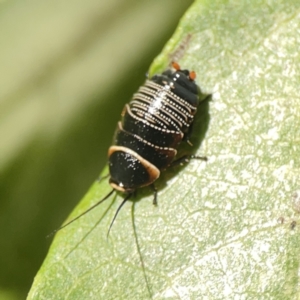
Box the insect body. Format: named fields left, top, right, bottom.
left=108, top=62, right=200, bottom=194
left=53, top=62, right=205, bottom=236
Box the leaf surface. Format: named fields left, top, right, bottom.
left=28, top=1, right=300, bottom=299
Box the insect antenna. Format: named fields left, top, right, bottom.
left=107, top=193, right=132, bottom=238
left=47, top=189, right=115, bottom=238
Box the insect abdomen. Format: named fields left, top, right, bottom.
left=108, top=64, right=200, bottom=192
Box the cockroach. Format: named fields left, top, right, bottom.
left=52, top=62, right=207, bottom=237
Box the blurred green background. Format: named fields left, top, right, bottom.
left=0, top=1, right=193, bottom=299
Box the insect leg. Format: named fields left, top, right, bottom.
left=170, top=155, right=207, bottom=168
left=183, top=121, right=195, bottom=146
left=149, top=184, right=158, bottom=206
left=97, top=173, right=110, bottom=182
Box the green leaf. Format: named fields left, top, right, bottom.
left=28, top=0, right=300, bottom=299
left=0, top=0, right=193, bottom=299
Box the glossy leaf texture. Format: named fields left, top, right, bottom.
left=28, top=0, right=300, bottom=299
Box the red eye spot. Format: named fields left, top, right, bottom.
left=172, top=61, right=181, bottom=71
left=189, top=71, right=196, bottom=81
